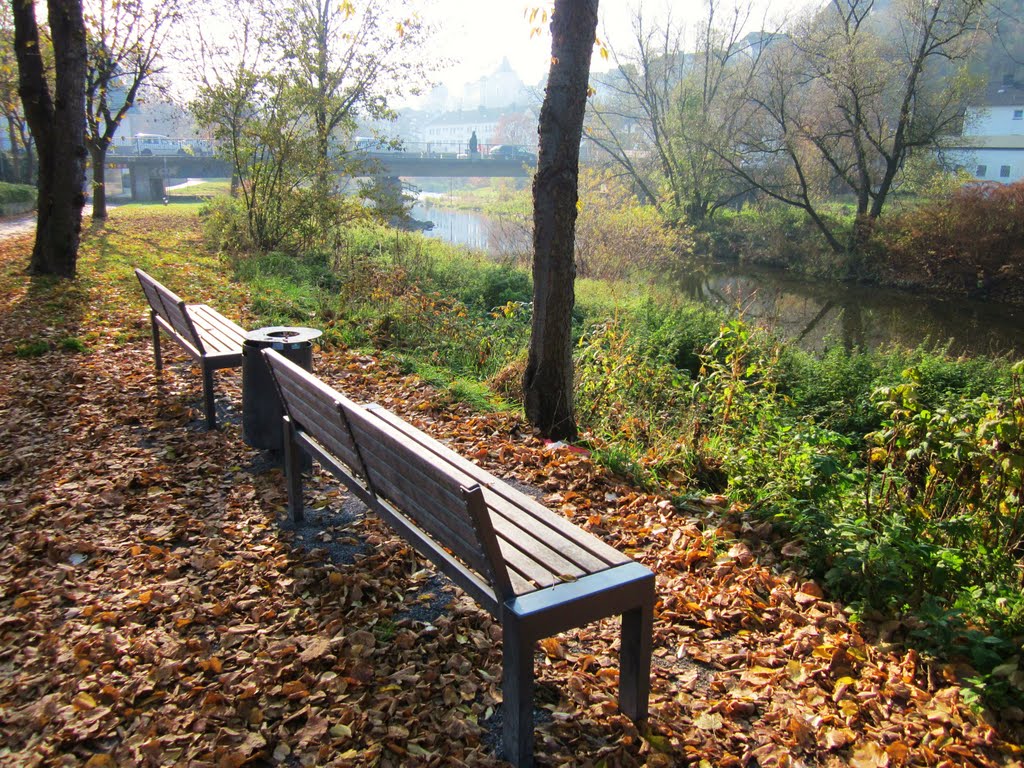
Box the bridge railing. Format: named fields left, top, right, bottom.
left=105, top=137, right=538, bottom=161
left=352, top=140, right=536, bottom=161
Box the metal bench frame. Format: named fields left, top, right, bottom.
left=263, top=349, right=655, bottom=767
left=135, top=268, right=248, bottom=429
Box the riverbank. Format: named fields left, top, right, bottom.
left=436, top=179, right=1024, bottom=312
left=412, top=198, right=1024, bottom=358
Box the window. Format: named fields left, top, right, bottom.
left=976, top=165, right=987, bottom=177
left=1014, top=109, right=1024, bottom=120
left=1001, top=165, right=1012, bottom=178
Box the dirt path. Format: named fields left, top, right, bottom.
left=0, top=211, right=36, bottom=240
left=0, top=204, right=108, bottom=241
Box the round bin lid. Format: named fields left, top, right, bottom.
left=245, top=326, right=323, bottom=345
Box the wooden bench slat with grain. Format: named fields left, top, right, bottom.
left=263, top=349, right=655, bottom=767
left=369, top=406, right=627, bottom=577
left=135, top=268, right=248, bottom=429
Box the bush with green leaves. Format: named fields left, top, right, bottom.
left=575, top=320, right=699, bottom=487
left=864, top=366, right=1024, bottom=623
left=710, top=203, right=853, bottom=277
left=0, top=182, right=35, bottom=206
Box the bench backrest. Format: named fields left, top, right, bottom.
left=135, top=268, right=204, bottom=354
left=263, top=347, right=366, bottom=476
left=263, top=349, right=511, bottom=600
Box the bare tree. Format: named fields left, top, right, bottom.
left=728, top=0, right=985, bottom=251
left=85, top=0, right=182, bottom=220
left=727, top=38, right=850, bottom=252
left=12, top=0, right=88, bottom=277
left=523, top=0, right=599, bottom=441
left=278, top=0, right=435, bottom=191
left=587, top=1, right=774, bottom=223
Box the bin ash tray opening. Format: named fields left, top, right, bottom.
left=245, top=326, right=322, bottom=349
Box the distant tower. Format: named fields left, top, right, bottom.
left=462, top=57, right=528, bottom=110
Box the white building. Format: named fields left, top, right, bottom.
left=945, top=78, right=1024, bottom=184
left=420, top=106, right=535, bottom=155
left=460, top=57, right=530, bottom=110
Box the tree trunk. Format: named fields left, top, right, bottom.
left=89, top=143, right=108, bottom=220
left=12, top=0, right=88, bottom=278
left=522, top=0, right=599, bottom=441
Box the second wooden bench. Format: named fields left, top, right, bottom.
left=135, top=268, right=248, bottom=429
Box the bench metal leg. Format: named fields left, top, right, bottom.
left=283, top=416, right=304, bottom=523
left=150, top=311, right=163, bottom=372
left=202, top=364, right=217, bottom=430
left=502, top=619, right=535, bottom=767
left=619, top=601, right=653, bottom=722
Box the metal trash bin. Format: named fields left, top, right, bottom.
left=242, top=326, right=322, bottom=450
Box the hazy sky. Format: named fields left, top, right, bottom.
left=426, top=0, right=809, bottom=94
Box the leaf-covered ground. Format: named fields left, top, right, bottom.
left=1, top=212, right=1022, bottom=767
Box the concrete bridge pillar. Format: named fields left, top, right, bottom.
left=130, top=168, right=166, bottom=202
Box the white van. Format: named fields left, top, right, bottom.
left=127, top=134, right=184, bottom=156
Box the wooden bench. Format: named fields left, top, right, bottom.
left=263, top=349, right=655, bottom=767
left=135, top=268, right=248, bottom=430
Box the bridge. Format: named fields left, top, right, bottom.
left=111, top=149, right=533, bottom=201
left=356, top=152, right=534, bottom=178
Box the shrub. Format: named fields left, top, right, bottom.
left=575, top=170, right=686, bottom=280
left=200, top=196, right=252, bottom=254
left=575, top=319, right=701, bottom=488
left=0, top=182, right=35, bottom=206
left=710, top=203, right=852, bottom=277
left=870, top=180, right=1024, bottom=301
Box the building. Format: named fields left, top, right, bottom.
left=945, top=76, right=1024, bottom=184
left=420, top=106, right=535, bottom=155
left=460, top=57, right=530, bottom=110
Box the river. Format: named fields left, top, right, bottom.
left=411, top=201, right=1024, bottom=358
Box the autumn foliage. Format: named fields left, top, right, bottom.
left=871, top=180, right=1024, bottom=304
left=0, top=208, right=1021, bottom=765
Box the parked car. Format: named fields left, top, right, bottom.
left=489, top=144, right=536, bottom=163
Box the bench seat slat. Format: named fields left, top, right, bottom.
left=485, top=490, right=621, bottom=572
left=188, top=304, right=247, bottom=353
left=365, top=407, right=631, bottom=570
left=490, top=519, right=587, bottom=584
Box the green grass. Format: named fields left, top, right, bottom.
left=166, top=178, right=232, bottom=200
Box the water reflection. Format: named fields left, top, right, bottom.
left=677, top=265, right=1024, bottom=358
left=412, top=202, right=492, bottom=251
left=413, top=202, right=1024, bottom=358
